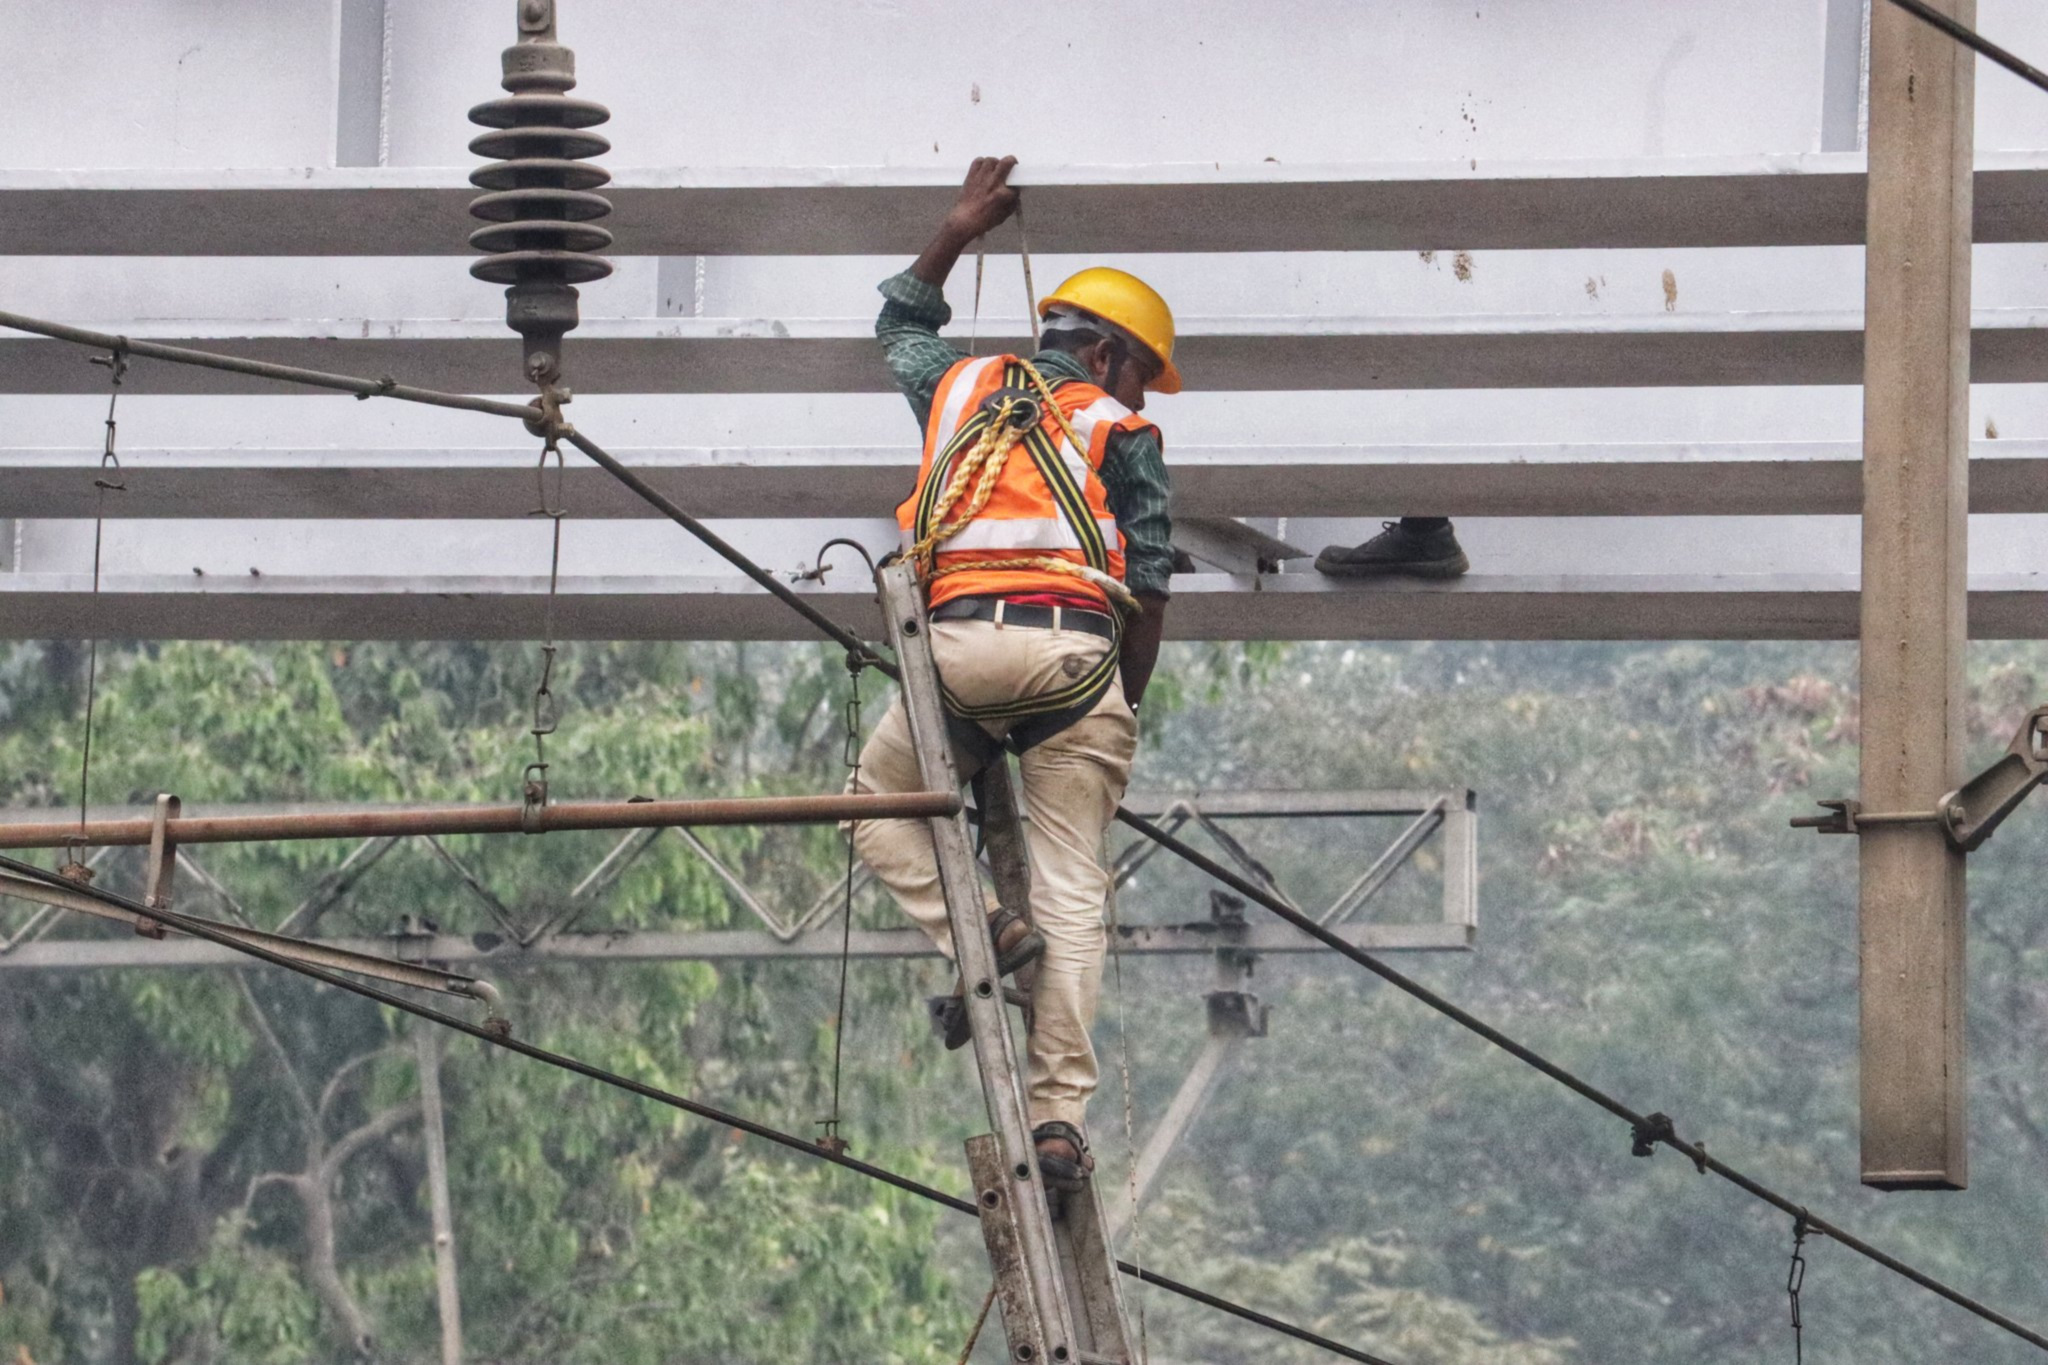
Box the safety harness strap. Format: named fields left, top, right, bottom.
left=910, top=363, right=1125, bottom=745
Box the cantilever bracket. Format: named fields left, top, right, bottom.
left=137, top=793, right=179, bottom=938
left=1793, top=704, right=2048, bottom=853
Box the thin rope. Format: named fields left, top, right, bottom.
left=1016, top=194, right=1041, bottom=349
left=1103, top=846, right=1149, bottom=1363
left=0, top=849, right=1394, bottom=1365
left=68, top=346, right=130, bottom=880
left=968, top=239, right=985, bottom=357
left=819, top=654, right=863, bottom=1156
left=954, top=1285, right=997, bottom=1364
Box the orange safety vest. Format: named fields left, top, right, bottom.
left=897, top=353, right=1157, bottom=614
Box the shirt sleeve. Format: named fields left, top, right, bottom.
left=875, top=270, right=965, bottom=431
left=1099, top=426, right=1174, bottom=600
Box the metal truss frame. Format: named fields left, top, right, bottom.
left=0, top=788, right=1476, bottom=972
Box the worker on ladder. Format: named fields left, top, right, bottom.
left=850, top=156, right=1176, bottom=1189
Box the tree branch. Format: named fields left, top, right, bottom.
left=319, top=1098, right=420, bottom=1184
left=235, top=973, right=316, bottom=1125
left=317, top=1045, right=403, bottom=1127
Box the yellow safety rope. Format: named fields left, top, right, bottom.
left=906, top=360, right=1141, bottom=613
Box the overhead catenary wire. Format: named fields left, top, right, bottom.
left=1882, top=0, right=2048, bottom=97
left=0, top=849, right=1394, bottom=1365
left=6, top=307, right=2044, bottom=1357
left=1110, top=809, right=2048, bottom=1356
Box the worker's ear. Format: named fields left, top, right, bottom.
left=1082, top=337, right=1115, bottom=386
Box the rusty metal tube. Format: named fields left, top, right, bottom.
left=0, top=790, right=956, bottom=850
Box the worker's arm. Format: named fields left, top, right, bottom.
left=1098, top=424, right=1174, bottom=708
left=874, top=157, right=1021, bottom=429
left=1119, top=592, right=1169, bottom=708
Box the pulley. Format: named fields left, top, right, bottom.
left=468, top=0, right=614, bottom=387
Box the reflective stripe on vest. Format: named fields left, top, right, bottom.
left=896, top=354, right=1153, bottom=613
left=899, top=515, right=1122, bottom=555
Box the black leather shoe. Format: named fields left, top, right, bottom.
left=1315, top=519, right=1470, bottom=579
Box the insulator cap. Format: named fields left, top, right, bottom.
left=470, top=251, right=616, bottom=287
left=468, top=126, right=612, bottom=163
left=467, top=95, right=611, bottom=129
left=468, top=187, right=614, bottom=223
left=469, top=159, right=612, bottom=193
left=468, top=220, right=614, bottom=255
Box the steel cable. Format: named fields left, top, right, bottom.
left=4, top=308, right=2041, bottom=1356
left=1110, top=809, right=2048, bottom=1355
left=0, top=850, right=1393, bottom=1365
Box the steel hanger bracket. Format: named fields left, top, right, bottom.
left=1794, top=704, right=2048, bottom=853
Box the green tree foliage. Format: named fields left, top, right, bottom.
left=3, top=636, right=2046, bottom=1364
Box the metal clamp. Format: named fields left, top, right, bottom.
left=521, top=763, right=550, bottom=833
left=1793, top=705, right=2048, bottom=852
left=136, top=793, right=178, bottom=939
left=978, top=387, right=1041, bottom=431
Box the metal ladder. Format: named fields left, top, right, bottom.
left=878, top=562, right=1134, bottom=1365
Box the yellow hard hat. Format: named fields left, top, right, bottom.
left=1038, top=267, right=1182, bottom=394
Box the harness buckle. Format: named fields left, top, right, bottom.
left=978, top=387, right=1041, bottom=432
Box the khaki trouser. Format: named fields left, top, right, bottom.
left=849, top=616, right=1138, bottom=1130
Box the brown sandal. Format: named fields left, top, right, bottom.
left=1033, top=1121, right=1094, bottom=1191
left=988, top=904, right=1044, bottom=976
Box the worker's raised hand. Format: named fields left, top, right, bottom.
left=942, top=156, right=1021, bottom=244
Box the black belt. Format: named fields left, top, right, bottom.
left=931, top=595, right=1118, bottom=641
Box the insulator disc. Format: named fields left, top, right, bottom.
left=470, top=251, right=615, bottom=286
left=467, top=95, right=611, bottom=130
left=468, top=220, right=615, bottom=254
left=469, top=158, right=612, bottom=193
left=468, top=187, right=614, bottom=224
left=468, top=125, right=611, bottom=162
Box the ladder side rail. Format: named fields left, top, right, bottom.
left=978, top=760, right=1136, bottom=1363
left=877, top=563, right=1081, bottom=1361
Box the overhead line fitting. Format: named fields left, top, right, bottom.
left=468, top=0, right=614, bottom=389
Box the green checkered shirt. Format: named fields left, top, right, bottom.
left=875, top=269, right=1174, bottom=599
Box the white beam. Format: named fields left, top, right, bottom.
left=8, top=155, right=2048, bottom=255
left=2, top=569, right=2045, bottom=641
left=5, top=440, right=2048, bottom=519
left=9, top=310, right=2048, bottom=393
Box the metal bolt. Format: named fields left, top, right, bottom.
left=974, top=978, right=994, bottom=998
left=1013, top=1162, right=1031, bottom=1181
left=902, top=618, right=920, bottom=636
left=1948, top=802, right=1967, bottom=825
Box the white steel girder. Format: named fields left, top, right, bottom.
left=6, top=156, right=2048, bottom=257
left=5, top=440, right=2048, bottom=520
left=9, top=310, right=2048, bottom=394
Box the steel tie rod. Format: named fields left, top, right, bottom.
left=0, top=850, right=1392, bottom=1365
